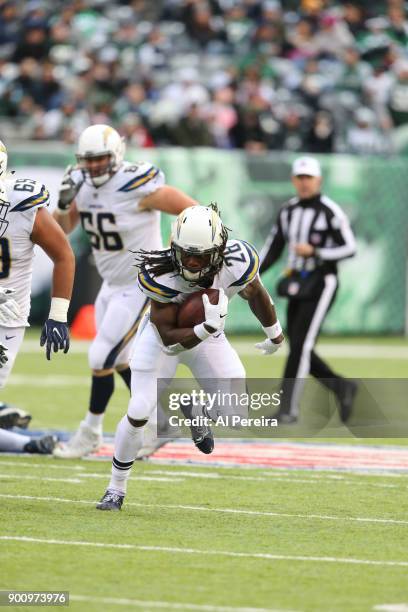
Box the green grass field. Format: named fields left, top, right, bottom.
left=1, top=331, right=408, bottom=612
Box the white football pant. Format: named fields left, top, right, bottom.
left=128, top=317, right=246, bottom=422
left=0, top=326, right=26, bottom=388
left=88, top=281, right=149, bottom=371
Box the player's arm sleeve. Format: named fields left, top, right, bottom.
left=137, top=268, right=180, bottom=304
left=229, top=241, right=260, bottom=289
left=316, top=210, right=356, bottom=261
left=259, top=210, right=286, bottom=274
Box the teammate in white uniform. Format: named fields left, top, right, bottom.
left=96, top=205, right=285, bottom=511
left=53, top=124, right=196, bottom=459
left=0, top=140, right=75, bottom=454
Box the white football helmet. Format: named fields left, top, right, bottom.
left=0, top=140, right=7, bottom=179
left=76, top=124, right=125, bottom=186
left=171, top=205, right=228, bottom=283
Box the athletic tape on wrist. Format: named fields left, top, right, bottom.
left=49, top=297, right=70, bottom=323
left=263, top=321, right=282, bottom=340
left=193, top=323, right=213, bottom=341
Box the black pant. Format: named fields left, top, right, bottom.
left=280, top=274, right=344, bottom=417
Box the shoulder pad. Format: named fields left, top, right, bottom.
left=118, top=162, right=161, bottom=193
left=227, top=240, right=260, bottom=287
left=138, top=268, right=181, bottom=303
left=8, top=178, right=50, bottom=212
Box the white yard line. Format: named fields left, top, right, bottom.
left=0, top=461, right=402, bottom=489
left=1, top=458, right=404, bottom=481
left=146, top=469, right=398, bottom=489
left=54, top=472, right=185, bottom=483
left=3, top=458, right=404, bottom=480
left=2, top=535, right=408, bottom=568
left=7, top=374, right=89, bottom=387
left=70, top=594, right=291, bottom=612
left=232, top=341, right=408, bottom=359
left=374, top=606, right=408, bottom=611
left=0, top=473, right=184, bottom=484
left=0, top=493, right=93, bottom=505
left=1, top=493, right=407, bottom=526
left=19, top=340, right=91, bottom=354
left=17, top=339, right=408, bottom=359
left=0, top=474, right=81, bottom=484
left=146, top=457, right=408, bottom=477
left=135, top=503, right=408, bottom=526
left=0, top=460, right=86, bottom=471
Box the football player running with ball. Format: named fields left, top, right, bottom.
left=97, top=204, right=284, bottom=511
left=53, top=124, right=196, bottom=459
left=0, top=139, right=74, bottom=454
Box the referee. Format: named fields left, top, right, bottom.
left=260, top=156, right=357, bottom=423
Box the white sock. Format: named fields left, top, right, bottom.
left=108, top=415, right=144, bottom=494
left=84, top=411, right=103, bottom=432
left=0, top=429, right=30, bottom=452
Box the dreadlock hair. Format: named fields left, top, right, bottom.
left=134, top=248, right=176, bottom=279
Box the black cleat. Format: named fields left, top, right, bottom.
left=24, top=435, right=58, bottom=454
left=96, top=489, right=125, bottom=511
left=337, top=380, right=358, bottom=423
left=191, top=411, right=214, bottom=454
left=0, top=403, right=32, bottom=430
left=180, top=403, right=215, bottom=454
left=193, top=429, right=214, bottom=454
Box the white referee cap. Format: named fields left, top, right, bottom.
left=292, top=156, right=321, bottom=177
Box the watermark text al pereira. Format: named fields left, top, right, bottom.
left=169, top=415, right=278, bottom=427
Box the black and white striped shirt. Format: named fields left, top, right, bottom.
left=259, top=193, right=356, bottom=275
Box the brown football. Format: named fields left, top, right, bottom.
left=177, top=288, right=220, bottom=328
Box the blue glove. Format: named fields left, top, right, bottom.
left=40, top=319, right=70, bottom=360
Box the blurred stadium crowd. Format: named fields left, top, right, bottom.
left=1, top=0, right=408, bottom=154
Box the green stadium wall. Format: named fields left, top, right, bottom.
left=9, top=146, right=408, bottom=335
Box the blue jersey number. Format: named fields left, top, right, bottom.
left=13, top=179, right=36, bottom=193
left=0, top=238, right=11, bottom=279
left=79, top=212, right=123, bottom=251
left=224, top=242, right=246, bottom=267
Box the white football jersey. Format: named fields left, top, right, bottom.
left=71, top=161, right=165, bottom=286
left=138, top=239, right=260, bottom=304
left=0, top=177, right=50, bottom=327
